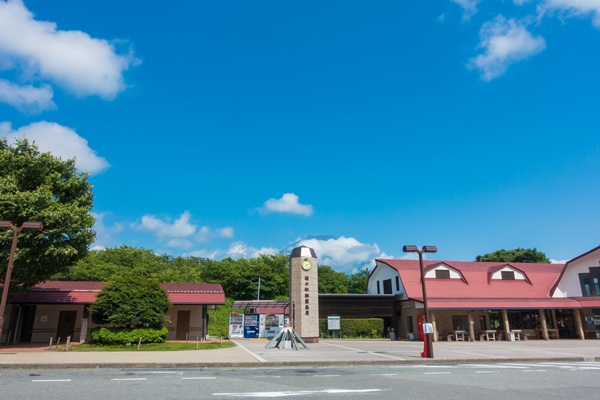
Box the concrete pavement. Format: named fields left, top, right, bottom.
left=1, top=339, right=600, bottom=369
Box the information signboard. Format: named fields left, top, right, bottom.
left=327, top=316, right=340, bottom=330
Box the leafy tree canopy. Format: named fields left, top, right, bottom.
left=90, top=275, right=170, bottom=327
left=0, top=138, right=95, bottom=287
left=58, top=245, right=371, bottom=299
left=475, top=248, right=550, bottom=263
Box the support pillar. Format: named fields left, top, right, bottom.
left=573, top=309, right=585, bottom=340
left=502, top=309, right=511, bottom=341
left=431, top=311, right=437, bottom=342
left=540, top=309, right=549, bottom=341
left=468, top=311, right=475, bottom=342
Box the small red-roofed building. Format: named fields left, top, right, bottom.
left=0, top=281, right=225, bottom=344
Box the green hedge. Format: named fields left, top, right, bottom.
left=90, top=326, right=169, bottom=345
left=319, top=318, right=384, bottom=338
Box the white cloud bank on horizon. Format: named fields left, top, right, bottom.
left=469, top=16, right=546, bottom=81
left=131, top=211, right=234, bottom=249
left=260, top=193, right=314, bottom=216
left=1, top=121, right=110, bottom=175
left=297, top=236, right=391, bottom=273
left=189, top=241, right=279, bottom=260
left=0, top=0, right=139, bottom=111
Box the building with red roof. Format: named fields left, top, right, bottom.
left=0, top=281, right=225, bottom=344
left=369, top=246, right=600, bottom=342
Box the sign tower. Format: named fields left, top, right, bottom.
left=289, top=246, right=319, bottom=343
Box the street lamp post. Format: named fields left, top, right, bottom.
left=403, top=245, right=437, bottom=359
left=0, top=221, right=43, bottom=342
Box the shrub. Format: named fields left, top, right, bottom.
left=90, top=275, right=170, bottom=327
left=90, top=326, right=169, bottom=345
left=319, top=318, right=384, bottom=338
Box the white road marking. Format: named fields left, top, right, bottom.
left=182, top=377, right=216, bottom=380
left=137, top=371, right=180, bottom=374
left=111, top=378, right=147, bottom=381
left=213, top=389, right=389, bottom=397
left=32, top=379, right=71, bottom=382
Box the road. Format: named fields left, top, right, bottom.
left=1, top=362, right=599, bottom=399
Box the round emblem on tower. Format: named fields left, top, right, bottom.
left=301, top=259, right=312, bottom=271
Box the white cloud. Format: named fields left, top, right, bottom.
left=550, top=258, right=569, bottom=264
left=91, top=212, right=124, bottom=250
left=298, top=236, right=385, bottom=273
left=260, top=193, right=313, bottom=216
left=195, top=225, right=235, bottom=242
left=452, top=0, right=480, bottom=21
left=541, top=0, right=600, bottom=27
left=0, top=79, right=55, bottom=113
left=133, top=211, right=197, bottom=239
left=469, top=16, right=546, bottom=81
left=188, top=241, right=278, bottom=259
left=0, top=0, right=138, bottom=106
left=1, top=120, right=110, bottom=175
left=132, top=211, right=234, bottom=248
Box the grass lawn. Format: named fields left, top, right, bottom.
left=67, top=341, right=235, bottom=352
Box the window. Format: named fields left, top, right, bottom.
left=451, top=315, right=468, bottom=331
left=479, top=315, right=487, bottom=330
left=395, top=276, right=400, bottom=291
left=580, top=273, right=592, bottom=296
left=591, top=267, right=600, bottom=295
left=508, top=310, right=540, bottom=329
left=376, top=281, right=380, bottom=294
left=435, top=269, right=450, bottom=279
left=407, top=316, right=414, bottom=333
left=383, top=279, right=393, bottom=294
left=501, top=271, right=515, bottom=280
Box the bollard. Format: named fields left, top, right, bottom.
left=137, top=336, right=142, bottom=350
left=66, top=336, right=71, bottom=351
left=55, top=337, right=61, bottom=351
left=49, top=337, right=53, bottom=350
left=196, top=337, right=199, bottom=350
left=186, top=332, right=188, bottom=343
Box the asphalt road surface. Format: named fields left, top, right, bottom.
left=1, top=362, right=600, bottom=399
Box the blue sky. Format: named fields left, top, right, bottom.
left=1, top=0, right=599, bottom=273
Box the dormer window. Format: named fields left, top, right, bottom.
left=435, top=270, right=450, bottom=279
left=501, top=271, right=515, bottom=280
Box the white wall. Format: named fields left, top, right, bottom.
left=554, top=250, right=600, bottom=298
left=367, top=261, right=405, bottom=296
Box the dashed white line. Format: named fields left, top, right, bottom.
left=213, top=388, right=389, bottom=397
left=182, top=377, right=216, bottom=380
left=111, top=378, right=147, bottom=381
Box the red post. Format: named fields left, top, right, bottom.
left=421, top=334, right=429, bottom=358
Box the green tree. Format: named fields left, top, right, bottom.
left=348, top=268, right=370, bottom=294
left=318, top=265, right=349, bottom=293
left=475, top=248, right=550, bottom=263
left=0, top=138, right=95, bottom=287
left=90, top=275, right=170, bottom=327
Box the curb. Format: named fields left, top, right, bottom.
left=0, top=356, right=596, bottom=370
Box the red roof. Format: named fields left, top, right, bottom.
left=376, top=259, right=568, bottom=309
left=3, top=281, right=225, bottom=305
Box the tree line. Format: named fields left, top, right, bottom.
left=52, top=245, right=370, bottom=299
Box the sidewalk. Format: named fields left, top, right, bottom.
left=1, top=339, right=599, bottom=369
